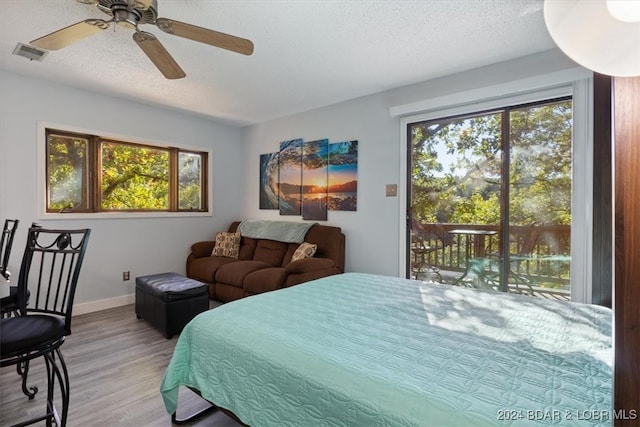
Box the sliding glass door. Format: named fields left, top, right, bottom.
left=407, top=97, right=572, bottom=300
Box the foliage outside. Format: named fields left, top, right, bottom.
left=101, top=142, right=169, bottom=209
left=47, top=132, right=205, bottom=212
left=410, top=99, right=573, bottom=291
left=48, top=134, right=89, bottom=211
left=178, top=152, right=203, bottom=210
left=411, top=100, right=572, bottom=227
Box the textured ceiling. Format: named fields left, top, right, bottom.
left=0, top=0, right=555, bottom=126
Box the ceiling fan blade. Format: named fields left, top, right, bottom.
left=31, top=19, right=109, bottom=50
left=133, top=31, right=186, bottom=79
left=155, top=18, right=254, bottom=56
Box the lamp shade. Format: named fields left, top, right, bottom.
left=544, top=0, right=640, bottom=77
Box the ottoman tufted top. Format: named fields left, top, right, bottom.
left=136, top=272, right=208, bottom=302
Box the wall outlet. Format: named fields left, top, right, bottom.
left=123, top=271, right=130, bottom=281
left=385, top=184, right=397, bottom=197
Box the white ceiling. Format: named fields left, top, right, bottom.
left=0, top=0, right=556, bottom=126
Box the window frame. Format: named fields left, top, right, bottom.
left=406, top=96, right=573, bottom=294
left=397, top=79, right=593, bottom=303
left=38, top=122, right=212, bottom=219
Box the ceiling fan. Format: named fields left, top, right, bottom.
left=30, top=0, right=254, bottom=79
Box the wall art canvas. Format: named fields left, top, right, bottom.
left=278, top=138, right=303, bottom=215
left=259, top=152, right=279, bottom=210
left=328, top=140, right=358, bottom=211
left=302, top=139, right=329, bottom=221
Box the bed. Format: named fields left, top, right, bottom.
left=160, top=272, right=612, bottom=426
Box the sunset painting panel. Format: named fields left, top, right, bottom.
left=328, top=140, right=358, bottom=211
left=278, top=139, right=303, bottom=215
left=302, top=139, right=329, bottom=220
left=259, top=152, right=279, bottom=210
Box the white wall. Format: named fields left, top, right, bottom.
left=240, top=49, right=587, bottom=278
left=0, top=49, right=586, bottom=312
left=240, top=94, right=401, bottom=275
left=0, top=70, right=243, bottom=313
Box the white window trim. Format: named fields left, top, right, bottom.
left=36, top=121, right=213, bottom=220
left=396, top=75, right=594, bottom=303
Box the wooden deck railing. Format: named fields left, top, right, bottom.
left=411, top=223, right=571, bottom=299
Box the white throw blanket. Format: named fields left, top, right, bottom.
left=238, top=220, right=316, bottom=243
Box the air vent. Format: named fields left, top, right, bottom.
left=12, top=43, right=48, bottom=62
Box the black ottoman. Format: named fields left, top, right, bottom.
left=135, top=272, right=209, bottom=338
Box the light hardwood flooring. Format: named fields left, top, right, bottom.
left=0, top=303, right=243, bottom=427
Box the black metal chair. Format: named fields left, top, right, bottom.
left=0, top=219, right=19, bottom=279
left=1, top=222, right=41, bottom=400
left=0, top=218, right=18, bottom=280
left=1, top=219, right=22, bottom=317
left=1, top=219, right=20, bottom=318
left=0, top=226, right=91, bottom=427
left=410, top=220, right=451, bottom=282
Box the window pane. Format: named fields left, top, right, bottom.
left=507, top=100, right=572, bottom=298
left=408, top=97, right=573, bottom=301
left=178, top=151, right=203, bottom=210
left=47, top=133, right=89, bottom=211
left=410, top=112, right=502, bottom=283
left=100, top=142, right=169, bottom=210
left=415, top=113, right=503, bottom=225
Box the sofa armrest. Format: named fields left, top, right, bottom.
left=284, top=257, right=335, bottom=274
left=190, top=241, right=216, bottom=258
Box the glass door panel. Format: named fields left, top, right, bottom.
left=408, top=98, right=572, bottom=300
left=506, top=101, right=572, bottom=298
left=409, top=112, right=502, bottom=285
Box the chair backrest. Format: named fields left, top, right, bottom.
left=0, top=219, right=19, bottom=280
left=517, top=225, right=542, bottom=256
left=16, top=226, right=91, bottom=335
left=434, top=222, right=453, bottom=247
left=412, top=219, right=452, bottom=248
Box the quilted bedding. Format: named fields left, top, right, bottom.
left=160, top=272, right=612, bottom=426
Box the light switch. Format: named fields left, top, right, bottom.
left=386, top=184, right=397, bottom=197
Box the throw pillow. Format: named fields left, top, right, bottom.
left=291, top=242, right=317, bottom=262
left=211, top=232, right=241, bottom=259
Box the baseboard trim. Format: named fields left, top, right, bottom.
left=73, top=294, right=135, bottom=316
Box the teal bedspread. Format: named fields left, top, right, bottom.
left=160, top=273, right=612, bottom=426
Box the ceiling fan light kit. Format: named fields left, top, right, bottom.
left=29, top=0, right=254, bottom=79
left=543, top=0, right=640, bottom=77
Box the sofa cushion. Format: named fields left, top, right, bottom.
left=215, top=282, right=246, bottom=302
left=190, top=241, right=216, bottom=258
left=211, top=232, right=241, bottom=258
left=291, top=242, right=317, bottom=262
left=189, top=256, right=237, bottom=283
left=281, top=243, right=299, bottom=266
left=238, top=237, right=258, bottom=260
left=252, top=240, right=289, bottom=266
left=304, top=224, right=345, bottom=272
left=284, top=257, right=335, bottom=275
left=215, top=260, right=271, bottom=287
left=244, top=268, right=288, bottom=295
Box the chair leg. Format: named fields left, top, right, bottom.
left=18, top=360, right=38, bottom=399
left=28, top=349, right=69, bottom=427
left=55, top=349, right=70, bottom=427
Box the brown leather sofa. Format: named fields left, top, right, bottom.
left=187, top=221, right=345, bottom=302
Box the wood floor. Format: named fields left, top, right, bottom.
left=0, top=304, right=243, bottom=427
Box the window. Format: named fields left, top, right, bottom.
left=407, top=97, right=574, bottom=300
left=45, top=128, right=208, bottom=213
